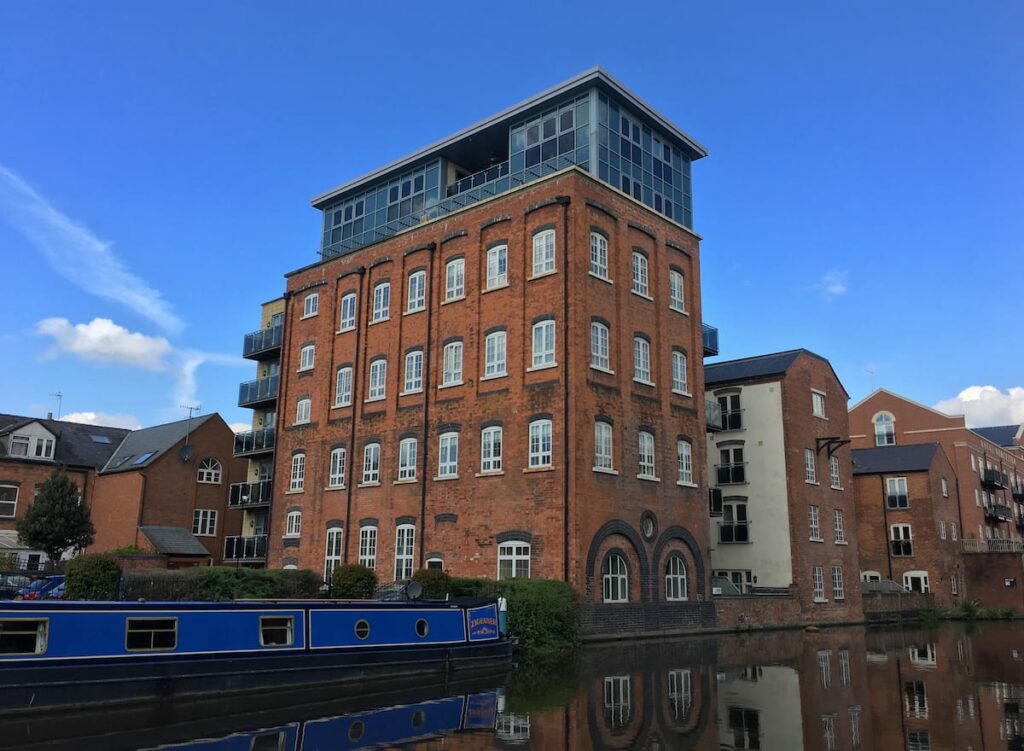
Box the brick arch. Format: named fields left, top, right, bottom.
left=652, top=526, right=706, bottom=598
left=585, top=520, right=650, bottom=603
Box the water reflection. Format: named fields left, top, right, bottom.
left=10, top=622, right=1024, bottom=749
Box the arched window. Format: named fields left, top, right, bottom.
left=289, top=452, right=305, bottom=492
left=407, top=270, right=426, bottom=312
left=631, top=251, right=649, bottom=296
left=633, top=336, right=651, bottom=383
left=602, top=553, right=629, bottom=603
left=328, top=446, right=346, bottom=488
left=404, top=349, right=423, bottom=393
left=532, top=229, right=555, bottom=276
left=528, top=419, right=553, bottom=468
left=594, top=420, right=614, bottom=471
left=335, top=366, right=353, bottom=406
left=285, top=510, right=302, bottom=538
left=445, top=257, right=465, bottom=300
left=295, top=397, right=311, bottom=424
left=339, top=292, right=357, bottom=331
left=665, top=555, right=688, bottom=601
left=591, top=321, right=610, bottom=370
left=324, top=526, right=343, bottom=581
left=589, top=232, right=608, bottom=279
left=197, top=457, right=221, bottom=484
left=486, top=244, right=508, bottom=289
left=372, top=281, right=390, bottom=321
left=874, top=412, right=896, bottom=446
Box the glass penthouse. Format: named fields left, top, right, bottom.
left=312, top=67, right=708, bottom=260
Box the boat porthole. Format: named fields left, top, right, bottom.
left=412, top=709, right=426, bottom=729
left=348, top=720, right=365, bottom=741
left=415, top=618, right=429, bottom=638
left=354, top=619, right=370, bottom=640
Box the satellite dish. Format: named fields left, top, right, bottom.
left=179, top=445, right=194, bottom=462
left=406, top=581, right=423, bottom=600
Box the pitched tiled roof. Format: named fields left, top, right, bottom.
left=852, top=444, right=940, bottom=475
left=139, top=526, right=211, bottom=556
left=0, top=413, right=130, bottom=469
left=101, top=415, right=215, bottom=474
left=973, top=425, right=1021, bottom=448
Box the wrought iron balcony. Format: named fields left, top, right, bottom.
left=890, top=540, right=913, bottom=557
left=233, top=427, right=276, bottom=457
left=984, top=503, right=1014, bottom=522
left=702, top=323, right=719, bottom=357
left=238, top=375, right=279, bottom=408
left=718, top=521, right=750, bottom=544
left=705, top=400, right=723, bottom=431
left=223, top=535, right=268, bottom=561
left=961, top=538, right=1024, bottom=554
left=716, top=462, right=747, bottom=485
left=982, top=468, right=1009, bottom=490
left=242, top=324, right=283, bottom=360
left=885, top=493, right=909, bottom=509
left=228, top=480, right=273, bottom=508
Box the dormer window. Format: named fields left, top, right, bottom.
left=33, top=438, right=55, bottom=459
left=9, top=435, right=30, bottom=457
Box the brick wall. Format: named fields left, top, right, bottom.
left=962, top=552, right=1024, bottom=609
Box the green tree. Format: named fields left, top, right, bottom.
left=16, top=468, right=95, bottom=570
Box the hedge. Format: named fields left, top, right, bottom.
left=502, top=578, right=580, bottom=659
left=331, top=564, right=377, bottom=599
left=66, top=554, right=122, bottom=600
left=411, top=569, right=450, bottom=599
left=117, top=567, right=322, bottom=601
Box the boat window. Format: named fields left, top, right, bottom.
left=0, top=619, right=47, bottom=655
left=125, top=618, right=177, bottom=651
left=415, top=618, right=429, bottom=638
left=348, top=720, right=365, bottom=741
left=354, top=619, right=370, bottom=640
left=260, top=616, right=294, bottom=647
left=251, top=731, right=287, bottom=751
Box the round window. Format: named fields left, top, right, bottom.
left=354, top=619, right=370, bottom=640
left=415, top=618, right=429, bottom=638
left=641, top=512, right=657, bottom=541
left=348, top=721, right=365, bottom=741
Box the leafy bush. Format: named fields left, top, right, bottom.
left=999, top=607, right=1017, bottom=620
left=65, top=554, right=121, bottom=600
left=503, top=578, right=580, bottom=659
left=118, top=567, right=323, bottom=601
left=108, top=545, right=145, bottom=555
left=0, top=552, right=17, bottom=570
left=448, top=576, right=500, bottom=598
left=959, top=600, right=979, bottom=620
left=412, top=569, right=450, bottom=599
left=331, top=564, right=377, bottom=599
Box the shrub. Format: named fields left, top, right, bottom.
left=503, top=578, right=580, bottom=660
left=270, top=568, right=322, bottom=598
left=331, top=564, right=377, bottom=599
left=0, top=552, right=17, bottom=570
left=65, top=554, right=121, bottom=600
left=999, top=607, right=1017, bottom=620
left=118, top=567, right=323, bottom=601
left=412, top=569, right=450, bottom=599
left=108, top=545, right=145, bottom=555
left=959, top=600, right=979, bottom=620
left=448, top=576, right=500, bottom=598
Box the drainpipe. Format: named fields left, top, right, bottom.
left=881, top=475, right=893, bottom=581
left=267, top=291, right=293, bottom=566
left=418, top=243, right=438, bottom=570
left=555, top=195, right=572, bottom=583
left=342, top=268, right=367, bottom=563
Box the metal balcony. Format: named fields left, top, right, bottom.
left=890, top=540, right=913, bottom=557
left=702, top=323, right=719, bottom=357
left=718, top=521, right=750, bottom=544
left=228, top=480, right=273, bottom=508
left=233, top=427, right=276, bottom=457
left=716, top=462, right=747, bottom=485
left=242, top=324, right=283, bottom=360
left=705, top=400, right=723, bottom=431
left=984, top=503, right=1013, bottom=523
left=885, top=493, right=909, bottom=509
left=961, top=538, right=1024, bottom=554
left=223, top=535, right=268, bottom=561
left=1014, top=485, right=1024, bottom=502
left=238, top=375, right=279, bottom=409
left=982, top=468, right=1009, bottom=490
left=721, top=409, right=743, bottom=432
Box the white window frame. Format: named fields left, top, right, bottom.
left=528, top=419, right=553, bottom=468
left=589, top=232, right=609, bottom=280
left=339, top=292, right=357, bottom=331
left=197, top=457, right=222, bottom=484
left=298, top=345, right=315, bottom=372
left=302, top=292, right=319, bottom=318
left=950, top=522, right=958, bottom=541
left=295, top=398, right=311, bottom=425
left=677, top=440, right=693, bottom=485
left=438, top=432, right=459, bottom=478
left=832, top=565, right=845, bottom=600
left=361, top=443, right=381, bottom=485
left=531, top=229, right=555, bottom=276
left=486, top=244, right=508, bottom=289
left=938, top=520, right=946, bottom=540
left=371, top=281, right=390, bottom=322
left=638, top=431, right=657, bottom=480
left=403, top=349, right=423, bottom=393
left=444, top=257, right=465, bottom=301
left=358, top=526, right=377, bottom=569
left=891, top=524, right=913, bottom=556
left=671, top=350, right=688, bottom=394
left=874, top=412, right=896, bottom=446
left=285, top=510, right=302, bottom=538
left=834, top=509, right=846, bottom=543
left=441, top=341, right=463, bottom=386
left=191, top=508, right=217, bottom=537
left=531, top=320, right=556, bottom=369
left=335, top=366, right=353, bottom=407
left=812, top=390, right=827, bottom=418
left=289, top=453, right=305, bottom=492
left=829, top=455, right=842, bottom=489
left=324, top=527, right=343, bottom=581
left=398, top=438, right=417, bottom=481
left=809, top=505, right=822, bottom=540
left=594, top=421, right=614, bottom=472
left=633, top=337, right=652, bottom=383
left=498, top=541, right=531, bottom=579
left=367, top=358, right=387, bottom=401
left=941, top=478, right=948, bottom=497
left=406, top=270, right=426, bottom=313
left=0, top=484, right=18, bottom=519
left=328, top=447, right=346, bottom=488
left=8, top=435, right=29, bottom=457
left=484, top=331, right=507, bottom=378
left=394, top=524, right=415, bottom=581
left=631, top=251, right=649, bottom=297
left=602, top=553, right=629, bottom=603
left=668, top=269, right=685, bottom=312
left=805, top=449, right=818, bottom=484
left=590, top=321, right=611, bottom=371
left=665, top=555, right=688, bottom=601
left=903, top=570, right=930, bottom=594
left=812, top=565, right=826, bottom=602
left=480, top=426, right=503, bottom=473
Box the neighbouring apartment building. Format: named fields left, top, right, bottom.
left=851, top=443, right=964, bottom=607
left=0, top=412, right=244, bottom=568
left=704, top=350, right=863, bottom=623
left=254, top=68, right=720, bottom=633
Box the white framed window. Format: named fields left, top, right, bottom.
left=197, top=457, right=222, bottom=484
left=903, top=570, right=930, bottom=594
left=285, top=510, right=302, bottom=538
left=590, top=232, right=609, bottom=279
left=367, top=358, right=386, bottom=400
left=633, top=337, right=651, bottom=383
left=665, top=555, right=688, bottom=601
left=8, top=435, right=29, bottom=457
left=295, top=398, right=311, bottom=424
left=404, top=350, right=423, bottom=393
left=0, top=484, right=18, bottom=519
left=407, top=270, right=426, bottom=312
left=531, top=320, right=556, bottom=368
left=602, top=553, right=629, bottom=602
left=950, top=522, right=958, bottom=541
left=594, top=421, right=614, bottom=471
left=361, top=443, right=381, bottom=484
left=532, top=229, right=555, bottom=276
left=358, top=526, right=377, bottom=569
left=809, top=505, right=821, bottom=540
left=832, top=566, right=845, bottom=600
left=192, top=509, right=217, bottom=537
left=812, top=566, right=826, bottom=602
left=481, top=426, right=503, bottom=473
left=631, top=251, right=649, bottom=296
left=324, top=527, right=343, bottom=581
left=302, top=292, right=319, bottom=318
left=591, top=321, right=610, bottom=370
left=638, top=431, right=656, bottom=479
left=668, top=269, right=685, bottom=312
left=528, top=419, right=553, bottom=468
left=805, top=449, right=817, bottom=483
left=874, top=412, right=896, bottom=446
left=371, top=281, right=390, bottom=322
left=938, top=520, right=946, bottom=540
left=886, top=477, right=909, bottom=508
left=891, top=524, right=913, bottom=556
left=394, top=524, right=415, bottom=581
left=299, top=344, right=315, bottom=371
left=438, top=432, right=459, bottom=477
left=335, top=366, right=353, bottom=407
left=834, top=509, right=845, bottom=543
left=339, top=292, right=357, bottom=331
left=486, top=244, right=508, bottom=289
left=328, top=447, right=345, bottom=487
left=671, top=350, right=688, bottom=394
left=677, top=440, right=693, bottom=485
left=484, top=331, right=507, bottom=378
left=289, top=452, right=305, bottom=492
left=442, top=341, right=463, bottom=386
left=829, top=455, right=842, bottom=489
left=33, top=437, right=54, bottom=459
left=812, top=390, right=827, bottom=418
left=398, top=438, right=417, bottom=481
left=445, top=257, right=465, bottom=300
left=498, top=541, right=531, bottom=579
left=941, top=477, right=948, bottom=497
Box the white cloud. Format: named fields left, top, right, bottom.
left=36, top=317, right=172, bottom=371
left=819, top=270, right=848, bottom=298
left=0, top=165, right=183, bottom=334
left=170, top=350, right=247, bottom=410
left=934, top=385, right=1024, bottom=428
left=62, top=411, right=142, bottom=430
left=228, top=421, right=251, bottom=434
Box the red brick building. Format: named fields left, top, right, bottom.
left=851, top=443, right=964, bottom=607
left=254, top=69, right=718, bottom=633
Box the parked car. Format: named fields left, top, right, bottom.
left=17, top=575, right=66, bottom=600
left=0, top=573, right=32, bottom=599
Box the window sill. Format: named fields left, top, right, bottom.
left=403, top=307, right=425, bottom=316
left=590, top=364, right=615, bottom=375
left=433, top=475, right=459, bottom=482
left=672, top=389, right=692, bottom=398
left=809, top=537, right=824, bottom=543
left=835, top=540, right=848, bottom=546
left=324, top=485, right=345, bottom=491
left=631, top=290, right=654, bottom=301
left=394, top=478, right=418, bottom=485
left=637, top=474, right=661, bottom=483
left=669, top=306, right=688, bottom=316
left=293, top=420, right=311, bottom=427
left=297, top=367, right=314, bottom=374
left=806, top=480, right=820, bottom=486
left=438, top=381, right=464, bottom=390
left=589, top=272, right=613, bottom=285
left=364, top=396, right=386, bottom=404
left=633, top=378, right=656, bottom=387
left=814, top=415, right=829, bottom=421
left=523, top=466, right=556, bottom=474
left=526, top=363, right=557, bottom=373
left=194, top=533, right=217, bottom=538
left=677, top=481, right=698, bottom=488
left=336, top=326, right=356, bottom=335
left=368, top=316, right=390, bottom=326
left=399, top=388, right=423, bottom=397
left=357, top=481, right=381, bottom=488
left=441, top=295, right=466, bottom=306
left=299, top=313, right=318, bottom=320
left=481, top=372, right=508, bottom=381
left=331, top=403, right=353, bottom=410
left=833, top=596, right=846, bottom=601
left=282, top=534, right=300, bottom=540
left=284, top=489, right=304, bottom=495
left=813, top=598, right=829, bottom=604
left=528, top=269, right=557, bottom=281
left=482, top=282, right=509, bottom=294
left=475, top=470, right=505, bottom=477
left=593, top=466, right=619, bottom=475
left=831, top=485, right=843, bottom=491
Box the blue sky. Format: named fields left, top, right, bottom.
left=1, top=2, right=1022, bottom=430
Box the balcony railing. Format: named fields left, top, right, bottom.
left=961, top=538, right=1024, bottom=554
left=886, top=493, right=909, bottom=509
left=890, top=540, right=913, bottom=557
left=721, top=409, right=743, bottom=431
left=702, top=323, right=719, bottom=357
left=984, top=503, right=1014, bottom=522
left=982, top=468, right=1009, bottom=490
left=233, top=427, right=276, bottom=457
left=242, top=324, right=283, bottom=360
left=718, top=521, right=750, bottom=544
left=716, top=462, right=747, bottom=485
left=238, top=375, right=279, bottom=408
left=705, top=400, right=723, bottom=431
left=223, top=535, right=268, bottom=561
left=1014, top=485, right=1024, bottom=502
left=228, top=480, right=273, bottom=508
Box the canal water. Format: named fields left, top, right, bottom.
left=9, top=621, right=1024, bottom=749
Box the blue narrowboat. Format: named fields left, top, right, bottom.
left=0, top=598, right=508, bottom=715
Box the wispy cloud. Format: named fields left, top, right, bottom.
left=935, top=385, right=1024, bottom=428
left=818, top=270, right=848, bottom=299
left=0, top=165, right=183, bottom=334
left=63, top=411, right=142, bottom=430
left=36, top=317, right=172, bottom=371
left=171, top=350, right=247, bottom=409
